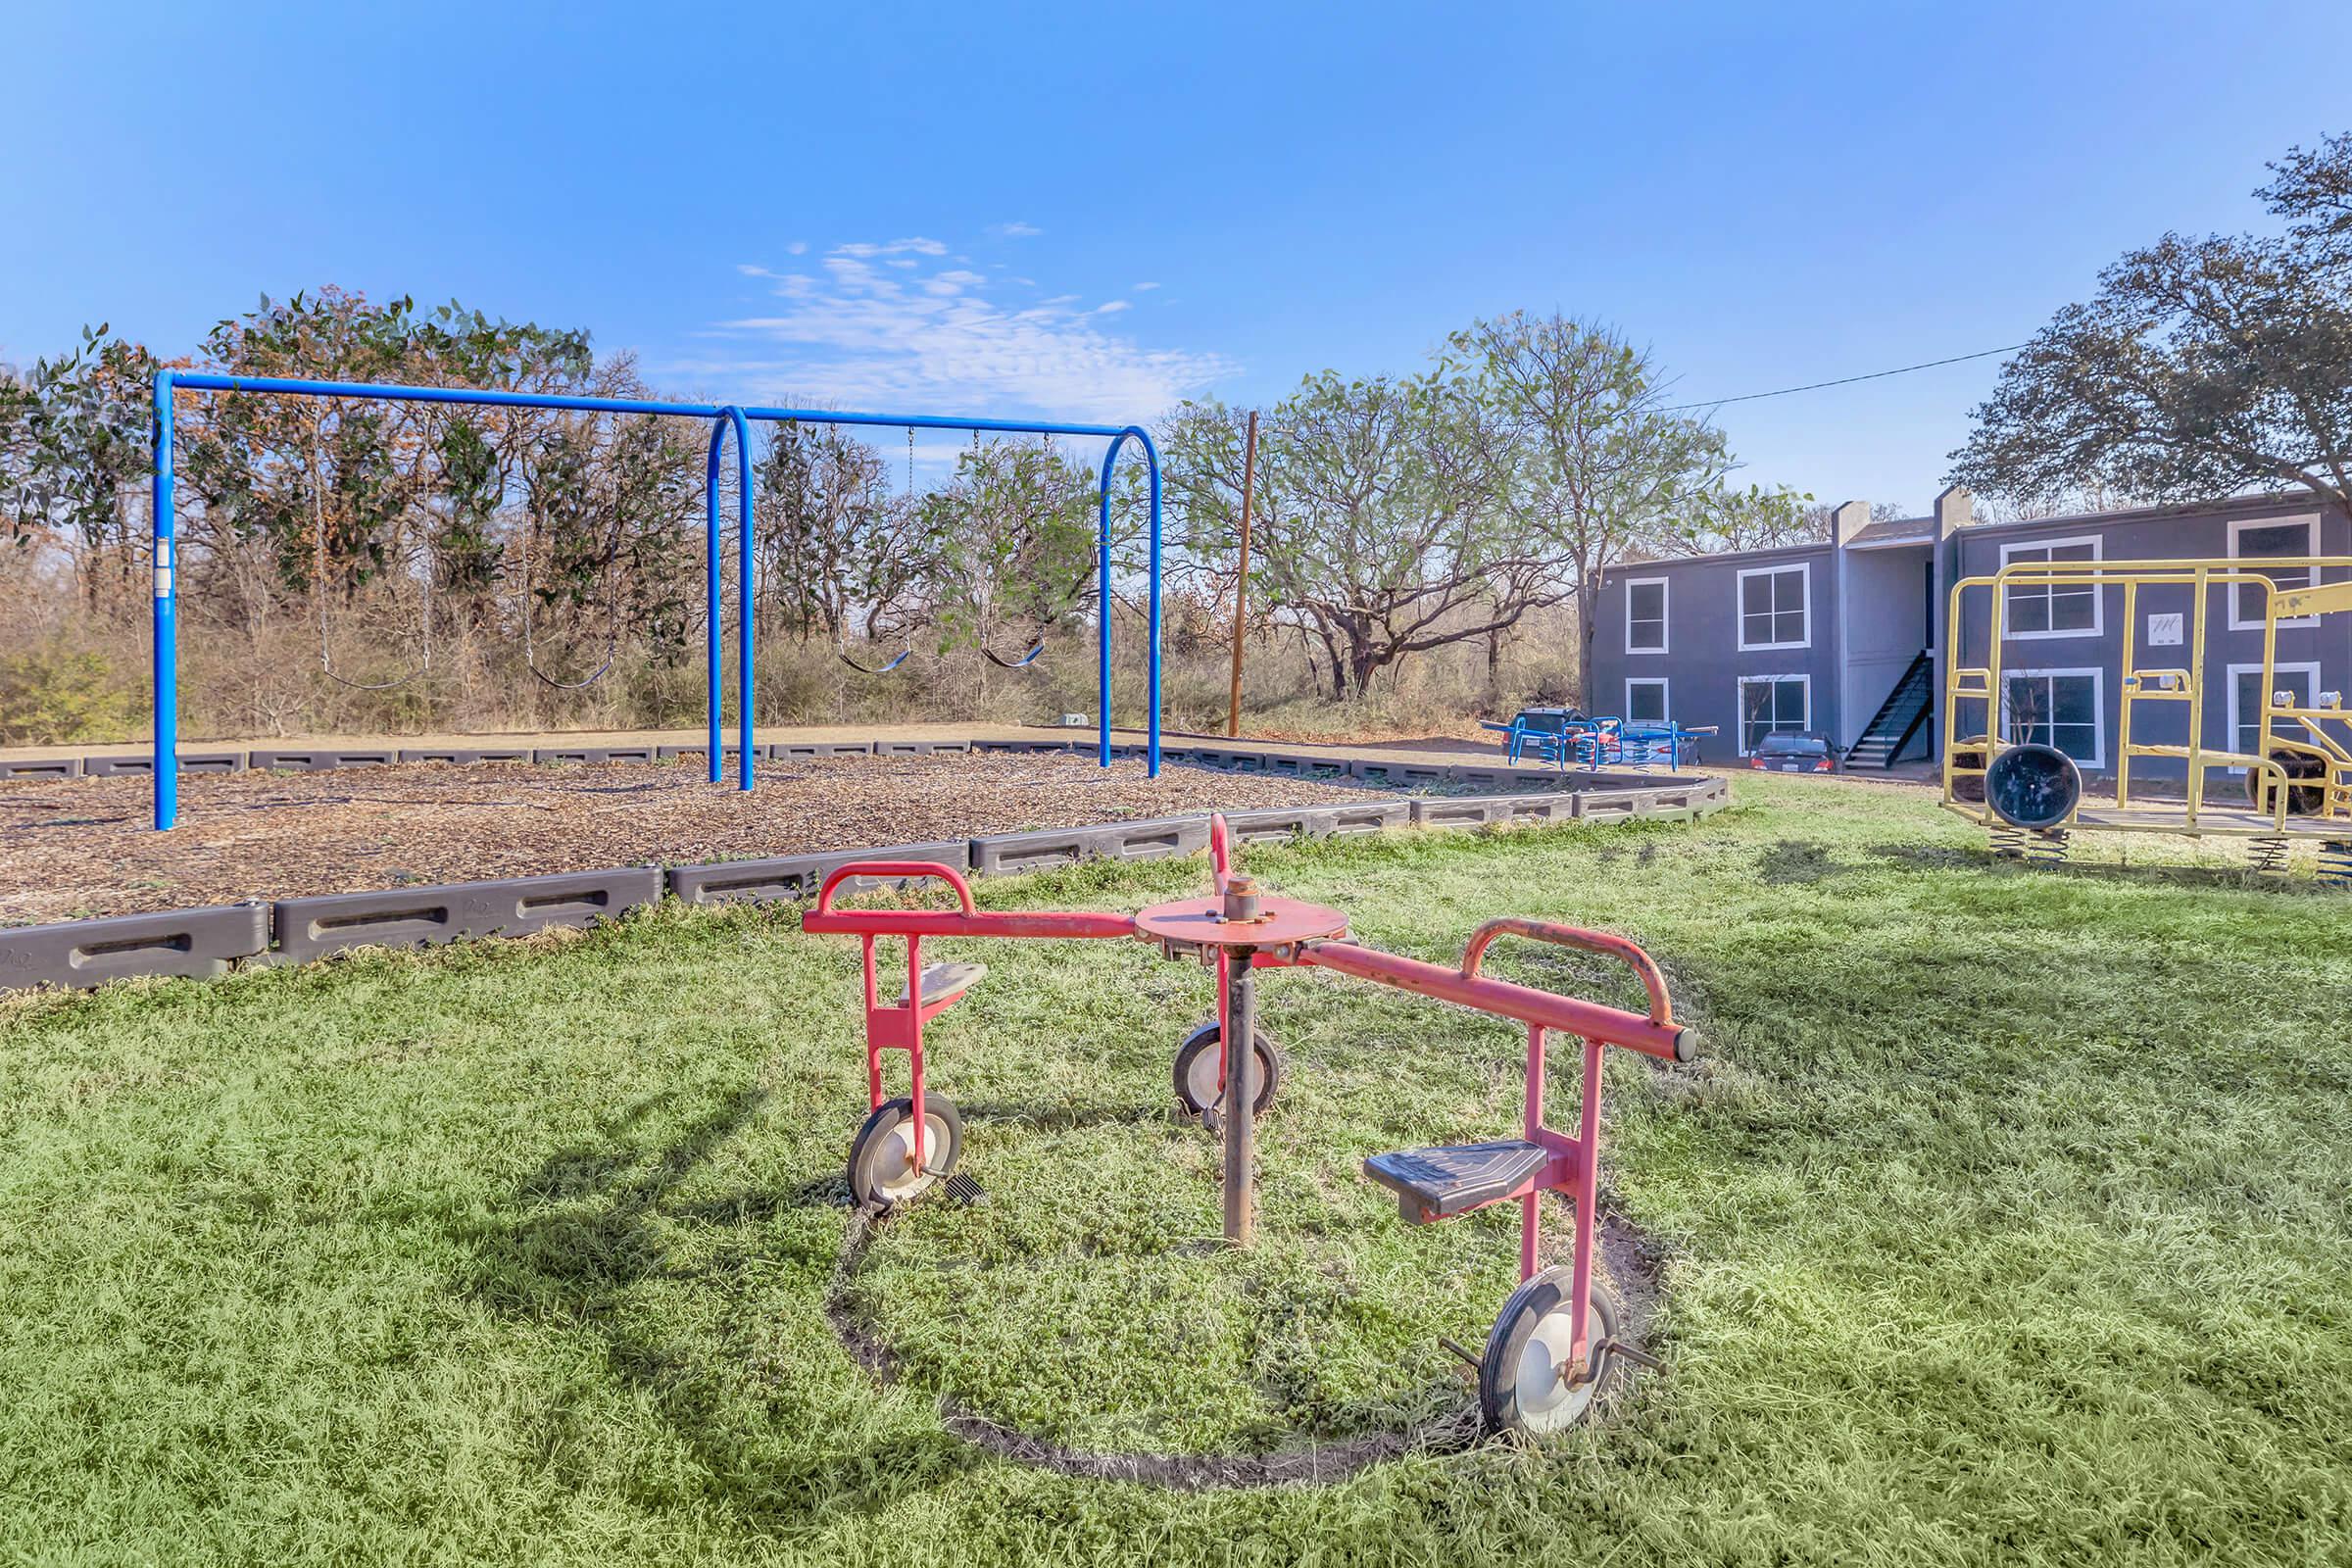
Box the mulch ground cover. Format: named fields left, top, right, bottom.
left=0, top=753, right=1386, bottom=923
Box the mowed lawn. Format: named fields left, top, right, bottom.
left=2, top=776, right=2347, bottom=1566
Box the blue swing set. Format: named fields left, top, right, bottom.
left=147, top=372, right=1169, bottom=830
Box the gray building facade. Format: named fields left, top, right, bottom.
left=1589, top=488, right=2351, bottom=778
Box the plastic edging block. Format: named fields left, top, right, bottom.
left=1501, top=793, right=1582, bottom=824
left=0, top=757, right=80, bottom=779
left=0, top=903, right=269, bottom=991
left=1218, top=807, right=1336, bottom=844
left=1409, top=798, right=1513, bottom=831
left=769, top=742, right=878, bottom=760
left=1577, top=790, right=1642, bottom=820
left=1327, top=801, right=1410, bottom=835
left=251, top=749, right=398, bottom=772
left=1348, top=760, right=1456, bottom=788
left=967, top=826, right=1103, bottom=876
left=1264, top=754, right=1352, bottom=779
left=85, top=750, right=249, bottom=777
left=1102, top=815, right=1211, bottom=860
left=666, top=841, right=969, bottom=906
left=272, top=866, right=662, bottom=961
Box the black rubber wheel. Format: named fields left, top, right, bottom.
left=1984, top=743, right=2082, bottom=831
left=1479, top=1265, right=1622, bottom=1438
left=2246, top=749, right=2328, bottom=817
left=1171, top=1019, right=1284, bottom=1119
left=848, top=1095, right=962, bottom=1210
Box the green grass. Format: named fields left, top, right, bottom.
left=2, top=777, right=2348, bottom=1566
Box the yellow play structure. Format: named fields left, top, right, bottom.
left=1941, top=555, right=2351, bottom=878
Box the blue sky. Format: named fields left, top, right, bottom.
left=8, top=0, right=2350, bottom=509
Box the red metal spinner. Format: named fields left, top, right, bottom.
left=800, top=815, right=1697, bottom=1438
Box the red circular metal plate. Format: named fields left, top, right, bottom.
left=1132, top=894, right=1349, bottom=949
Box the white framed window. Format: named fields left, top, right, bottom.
left=1736, top=564, right=1810, bottom=651
left=1625, top=677, right=1670, bottom=725
left=2225, top=661, right=2322, bottom=768
left=2228, top=514, right=2321, bottom=630
left=1999, top=535, right=2102, bottom=638
left=2000, top=667, right=2103, bottom=770
left=1625, top=576, right=1668, bottom=654
left=1737, top=673, right=1809, bottom=755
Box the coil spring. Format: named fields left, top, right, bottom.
left=2247, top=836, right=2292, bottom=875
left=2320, top=840, right=2352, bottom=887
left=1989, top=826, right=2028, bottom=859
left=2028, top=828, right=2070, bottom=865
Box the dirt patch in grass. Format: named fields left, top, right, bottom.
left=0, top=753, right=1387, bottom=923
left=822, top=1200, right=1665, bottom=1490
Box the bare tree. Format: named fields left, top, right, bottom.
left=1448, top=313, right=1741, bottom=706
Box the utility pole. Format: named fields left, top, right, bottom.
left=1225, top=410, right=1258, bottom=739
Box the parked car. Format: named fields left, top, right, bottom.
left=1748, top=732, right=1836, bottom=773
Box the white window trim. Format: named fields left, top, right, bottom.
left=1735, top=564, right=1811, bottom=652
left=2227, top=514, right=2321, bottom=630
left=1998, top=534, right=2104, bottom=640
left=2223, top=660, right=2323, bottom=772
left=1999, top=665, right=2105, bottom=771
left=1735, top=672, right=1810, bottom=757
left=1624, top=575, right=1669, bottom=655
left=1625, top=676, right=1670, bottom=725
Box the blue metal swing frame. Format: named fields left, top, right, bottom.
left=148, top=371, right=1164, bottom=829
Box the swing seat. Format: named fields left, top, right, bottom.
left=895, top=960, right=988, bottom=1009
left=842, top=648, right=914, bottom=676
left=983, top=640, right=1046, bottom=671
left=1362, top=1140, right=1549, bottom=1223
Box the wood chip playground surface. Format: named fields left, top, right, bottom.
left=0, top=751, right=1390, bottom=923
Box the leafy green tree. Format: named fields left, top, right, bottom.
left=1677, top=482, right=1822, bottom=554
left=0, top=325, right=162, bottom=606
left=1448, top=312, right=1740, bottom=706
left=1950, top=133, right=2352, bottom=514
left=924, top=436, right=1099, bottom=662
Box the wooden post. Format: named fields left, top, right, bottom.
left=1226, top=410, right=1258, bottom=739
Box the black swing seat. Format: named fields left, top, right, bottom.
left=1362, top=1140, right=1549, bottom=1224
left=896, top=960, right=988, bottom=1008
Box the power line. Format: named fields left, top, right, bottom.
left=1659, top=342, right=2032, bottom=414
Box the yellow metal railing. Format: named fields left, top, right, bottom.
left=1940, top=556, right=2352, bottom=836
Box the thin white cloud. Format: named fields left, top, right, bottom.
left=786, top=241, right=808, bottom=256
left=833, top=237, right=948, bottom=259
left=679, top=241, right=1235, bottom=422
left=988, top=221, right=1042, bottom=239
left=1133, top=281, right=1161, bottom=291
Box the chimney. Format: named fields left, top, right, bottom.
left=1934, top=484, right=1974, bottom=538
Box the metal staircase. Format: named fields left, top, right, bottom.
left=1844, top=650, right=1934, bottom=769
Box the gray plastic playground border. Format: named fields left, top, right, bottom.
left=0, top=738, right=1726, bottom=992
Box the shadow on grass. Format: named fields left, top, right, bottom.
left=462, top=1082, right=977, bottom=1527
left=1867, top=839, right=2345, bottom=896
left=1756, top=840, right=1846, bottom=887
left=952, top=1099, right=1172, bottom=1132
